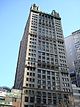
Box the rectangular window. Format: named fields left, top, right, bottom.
left=38, top=69, right=41, bottom=73
left=24, top=105, right=28, bottom=107
left=38, top=74, right=41, bottom=78
left=25, top=97, right=28, bottom=102
left=30, top=97, right=34, bottom=103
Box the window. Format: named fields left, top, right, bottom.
left=30, top=73, right=32, bottom=76
left=38, top=69, right=41, bottom=73
left=33, top=73, right=35, bottom=76
left=47, top=57, right=49, bottom=60
left=27, top=72, right=29, bottom=75
left=42, top=75, right=46, bottom=79
left=37, top=80, right=41, bottom=84
left=26, top=84, right=28, bottom=87
left=29, top=84, right=31, bottom=87
left=24, top=105, right=28, bottom=107
left=37, top=85, right=41, bottom=88
left=42, top=80, right=46, bottom=85
left=30, top=97, right=34, bottom=103
left=42, top=70, right=46, bottom=74
left=47, top=71, right=50, bottom=75
left=52, top=77, right=55, bottom=80
left=42, top=52, right=45, bottom=55
left=48, top=99, right=52, bottom=104
left=25, top=97, right=28, bottom=102
left=30, top=78, right=32, bottom=81
left=38, top=74, right=41, bottom=78
left=33, top=78, right=35, bottom=82
left=42, top=92, right=46, bottom=97
left=36, top=98, right=41, bottom=103
left=26, top=78, right=28, bottom=81
left=46, top=53, right=49, bottom=56
left=43, top=86, right=46, bottom=89
left=32, top=84, right=34, bottom=87
left=51, top=58, right=54, bottom=61
left=42, top=56, right=45, bottom=59
left=43, top=99, right=46, bottom=104
left=29, top=105, right=34, bottom=107
left=47, top=76, right=50, bottom=79
left=48, top=93, right=51, bottom=98
left=53, top=100, right=57, bottom=105
left=47, top=81, right=51, bottom=85
left=78, top=90, right=80, bottom=93
left=52, top=72, right=55, bottom=75
left=52, top=82, right=55, bottom=86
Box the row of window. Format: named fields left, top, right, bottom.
left=31, top=28, right=37, bottom=31
left=30, top=37, right=36, bottom=41
left=27, top=61, right=57, bottom=66
left=24, top=96, right=57, bottom=105
left=59, top=51, right=65, bottom=55
left=59, top=55, right=66, bottom=58
left=38, top=47, right=55, bottom=53
left=28, top=53, right=36, bottom=57
left=58, top=47, right=65, bottom=51
left=29, top=49, right=36, bottom=52
left=38, top=41, right=56, bottom=46
left=24, top=91, right=69, bottom=106
left=63, top=88, right=70, bottom=92
left=38, top=31, right=55, bottom=37
left=37, top=74, right=56, bottom=80
left=26, top=72, right=35, bottom=76
left=38, top=55, right=55, bottom=60
left=26, top=70, right=59, bottom=79
left=39, top=22, right=54, bottom=28
left=63, top=83, right=70, bottom=87
left=39, top=24, right=55, bottom=31
left=38, top=28, right=55, bottom=33
left=38, top=35, right=56, bottom=43
left=30, top=31, right=37, bottom=35
left=57, top=35, right=63, bottom=38
left=30, top=41, right=36, bottom=44
left=37, top=62, right=58, bottom=70
left=59, top=59, right=66, bottom=63
left=30, top=34, right=37, bottom=38
left=38, top=51, right=58, bottom=57
left=26, top=78, right=35, bottom=82
left=25, top=83, right=56, bottom=90
left=62, top=77, right=69, bottom=81
left=24, top=89, right=69, bottom=98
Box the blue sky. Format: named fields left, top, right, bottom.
left=0, top=0, right=80, bottom=88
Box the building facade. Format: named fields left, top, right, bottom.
left=65, top=29, right=80, bottom=86
left=72, top=84, right=80, bottom=107
left=0, top=88, right=21, bottom=107
left=14, top=4, right=72, bottom=107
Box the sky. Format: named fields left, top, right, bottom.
left=0, top=0, right=80, bottom=88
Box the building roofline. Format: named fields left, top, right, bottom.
left=30, top=4, right=61, bottom=20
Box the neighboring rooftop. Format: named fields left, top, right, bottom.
left=0, top=86, right=11, bottom=92
left=72, top=29, right=80, bottom=34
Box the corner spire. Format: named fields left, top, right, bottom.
left=30, top=4, right=39, bottom=11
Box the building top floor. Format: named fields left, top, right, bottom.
left=30, top=4, right=61, bottom=20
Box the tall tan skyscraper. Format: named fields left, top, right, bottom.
left=14, top=4, right=72, bottom=107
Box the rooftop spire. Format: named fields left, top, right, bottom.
left=30, top=4, right=39, bottom=11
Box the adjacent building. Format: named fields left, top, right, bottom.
left=14, top=4, right=72, bottom=107
left=72, top=84, right=80, bottom=107
left=65, top=29, right=80, bottom=86
left=0, top=88, right=21, bottom=107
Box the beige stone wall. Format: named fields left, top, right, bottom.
left=12, top=101, right=21, bottom=107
